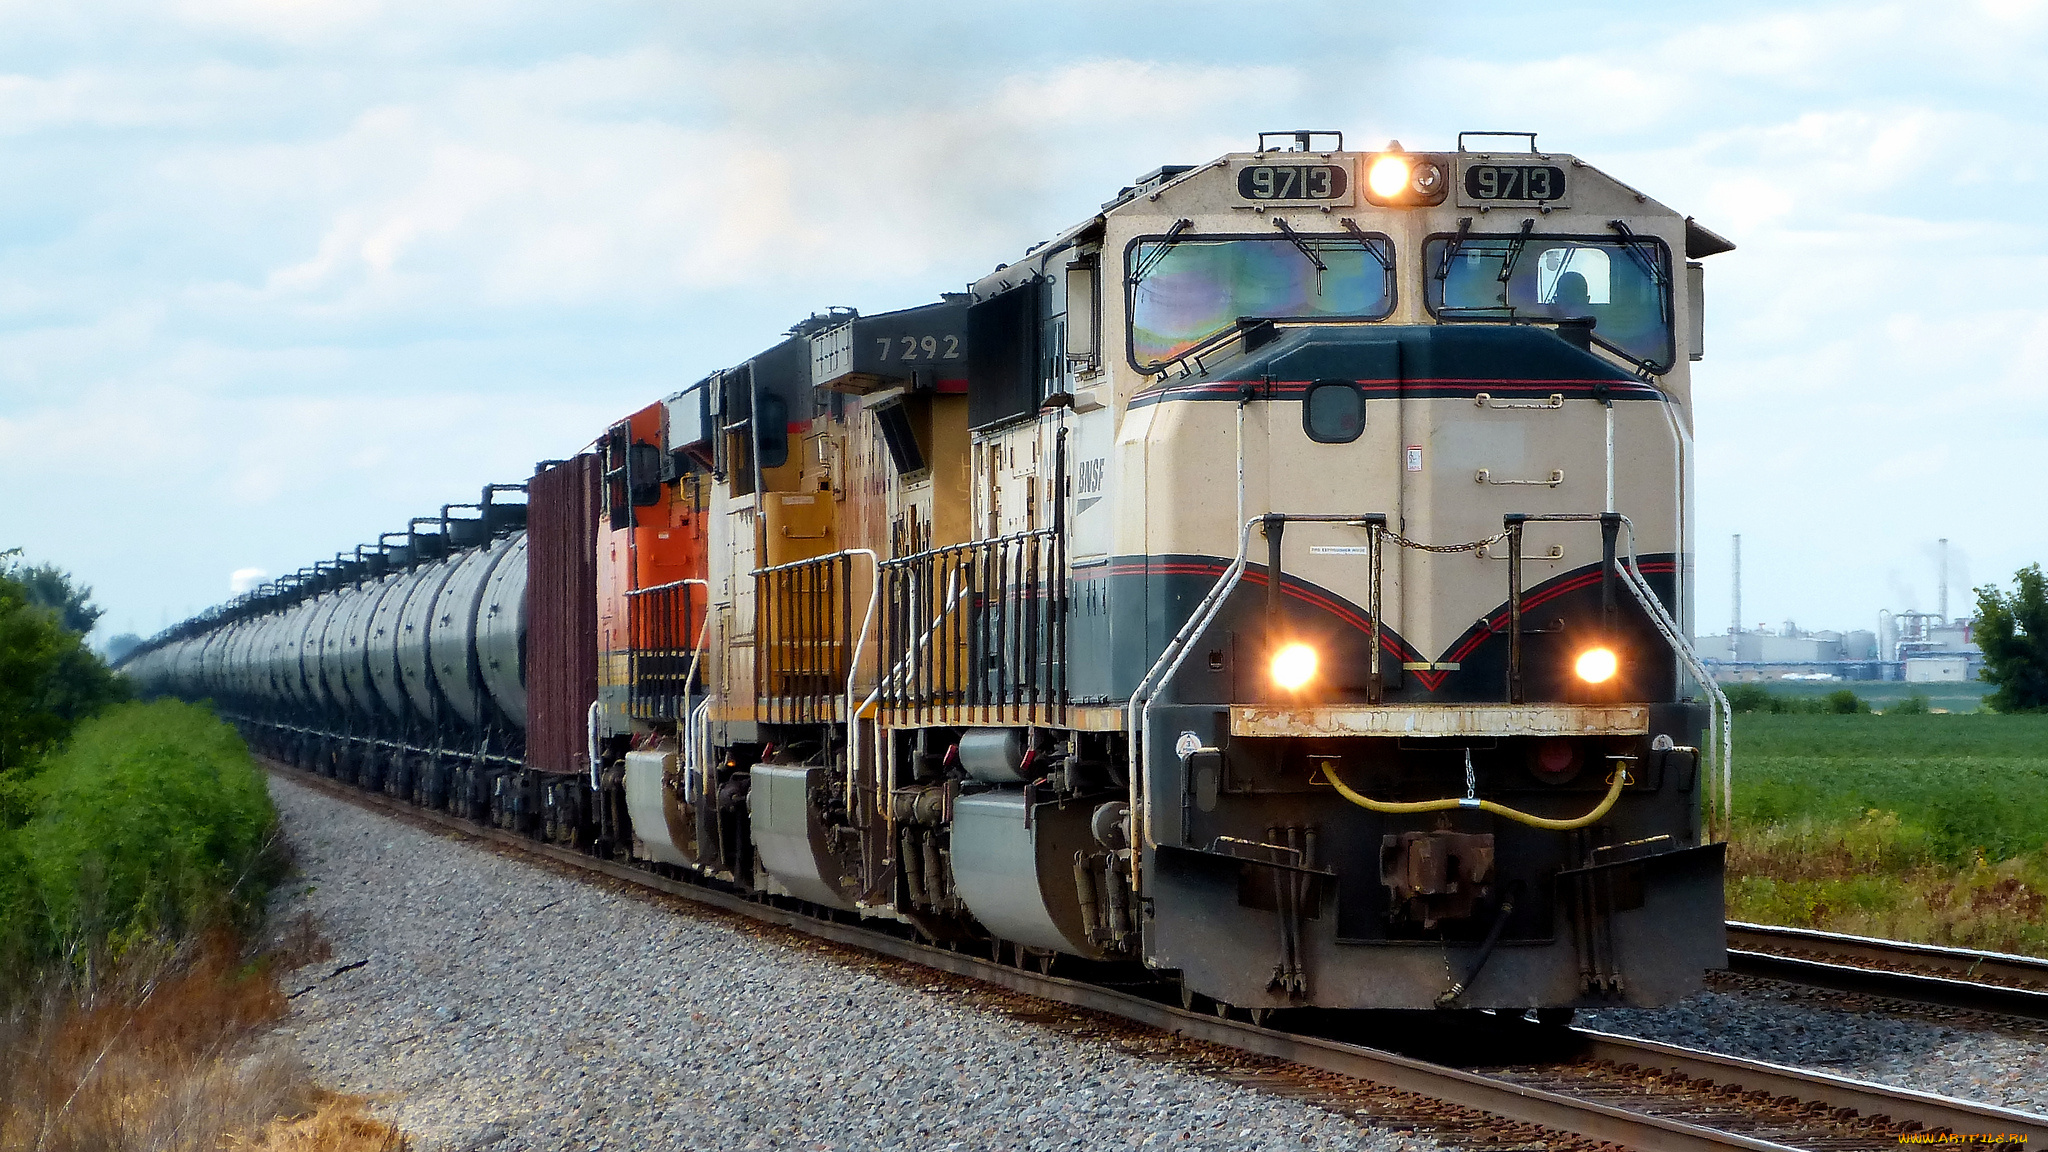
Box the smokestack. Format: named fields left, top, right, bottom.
left=1938, top=538, right=1948, bottom=624
left=1730, top=534, right=1742, bottom=658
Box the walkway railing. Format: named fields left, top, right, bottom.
left=625, top=579, right=708, bottom=720
left=878, top=527, right=1066, bottom=725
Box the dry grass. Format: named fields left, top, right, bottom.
left=0, top=926, right=406, bottom=1152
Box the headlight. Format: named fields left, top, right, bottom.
left=1367, top=155, right=1411, bottom=199
left=1574, top=647, right=1619, bottom=684
left=1362, top=149, right=1451, bottom=206
left=1270, top=643, right=1318, bottom=691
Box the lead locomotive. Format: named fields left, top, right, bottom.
left=129, top=130, right=1737, bottom=1015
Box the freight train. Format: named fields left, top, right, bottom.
left=126, top=130, right=1738, bottom=1017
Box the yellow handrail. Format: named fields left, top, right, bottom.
left=1319, top=762, right=1631, bottom=832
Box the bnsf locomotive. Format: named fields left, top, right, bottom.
left=127, top=130, right=1738, bottom=1016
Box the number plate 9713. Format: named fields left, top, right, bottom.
left=1237, top=164, right=1349, bottom=201
left=1464, top=164, right=1566, bottom=202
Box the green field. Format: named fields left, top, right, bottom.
left=1727, top=710, right=2048, bottom=955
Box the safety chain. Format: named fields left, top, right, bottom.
left=1373, top=525, right=1513, bottom=554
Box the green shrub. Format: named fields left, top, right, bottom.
left=1886, top=693, right=1931, bottom=715
left=1722, top=683, right=1868, bottom=714
left=9, top=700, right=278, bottom=974
left=1724, top=682, right=1774, bottom=713
left=0, top=571, right=127, bottom=779
left=0, top=828, right=35, bottom=986
left=1822, top=688, right=1868, bottom=714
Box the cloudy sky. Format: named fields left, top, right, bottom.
left=1, top=0, right=2041, bottom=643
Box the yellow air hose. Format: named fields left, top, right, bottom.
left=1319, top=761, right=1631, bottom=831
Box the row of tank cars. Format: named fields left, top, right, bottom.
left=121, top=487, right=534, bottom=823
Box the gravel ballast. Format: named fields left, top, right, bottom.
left=1582, top=978, right=2048, bottom=1115
left=267, top=774, right=1442, bottom=1152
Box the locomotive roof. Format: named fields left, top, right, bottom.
left=971, top=133, right=1733, bottom=302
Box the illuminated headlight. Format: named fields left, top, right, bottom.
left=1270, top=643, right=1318, bottom=691
left=1363, top=150, right=1451, bottom=206
left=1574, top=647, right=1619, bottom=684
left=1367, top=155, right=1411, bottom=199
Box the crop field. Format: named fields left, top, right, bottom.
left=1726, top=709, right=2048, bottom=957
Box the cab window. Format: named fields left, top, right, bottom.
left=1126, top=234, right=1393, bottom=370
left=1423, top=235, right=1672, bottom=370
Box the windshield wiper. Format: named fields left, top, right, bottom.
left=1434, top=217, right=1473, bottom=281
left=1497, top=218, right=1535, bottom=283
left=1338, top=218, right=1393, bottom=271
left=1270, top=217, right=1327, bottom=274
left=1606, top=220, right=1666, bottom=286
left=1129, top=218, right=1193, bottom=285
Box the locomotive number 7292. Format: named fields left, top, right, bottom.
left=875, top=335, right=961, bottom=361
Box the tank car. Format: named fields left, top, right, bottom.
left=128, top=487, right=534, bottom=820
left=130, top=129, right=1737, bottom=1016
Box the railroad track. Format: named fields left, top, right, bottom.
left=1728, top=922, right=2048, bottom=1022
left=262, top=759, right=2048, bottom=1151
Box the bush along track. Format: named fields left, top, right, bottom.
left=0, top=699, right=406, bottom=1152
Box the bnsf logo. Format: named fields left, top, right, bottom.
left=1076, top=458, right=1107, bottom=494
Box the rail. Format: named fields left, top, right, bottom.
left=1727, top=921, right=2048, bottom=1020
left=877, top=527, right=1067, bottom=725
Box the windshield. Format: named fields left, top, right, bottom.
left=1423, top=234, right=1672, bottom=369
left=1127, top=234, right=1393, bottom=369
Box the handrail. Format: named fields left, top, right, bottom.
left=1125, top=513, right=1386, bottom=870
left=876, top=527, right=1058, bottom=570
left=625, top=578, right=703, bottom=596
left=1614, top=518, right=1733, bottom=841
left=876, top=527, right=1063, bottom=720
left=749, top=548, right=883, bottom=814
left=750, top=547, right=881, bottom=729
left=1499, top=511, right=1732, bottom=841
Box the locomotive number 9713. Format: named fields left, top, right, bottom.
left=1237, top=163, right=1348, bottom=200
left=1464, top=163, right=1566, bottom=201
